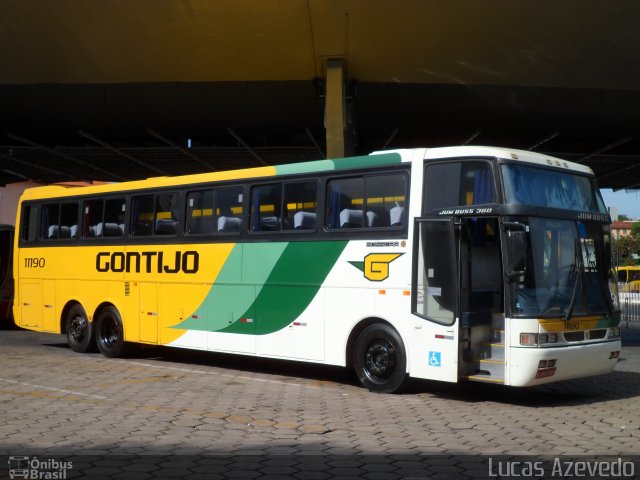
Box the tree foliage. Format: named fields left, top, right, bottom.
left=612, top=232, right=640, bottom=266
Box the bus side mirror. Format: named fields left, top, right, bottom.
left=506, top=230, right=527, bottom=280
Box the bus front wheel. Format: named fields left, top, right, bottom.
left=65, top=305, right=96, bottom=353
left=353, top=323, right=409, bottom=393
left=95, top=306, right=125, bottom=358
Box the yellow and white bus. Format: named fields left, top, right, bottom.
left=617, top=266, right=640, bottom=292
left=12, top=146, right=622, bottom=392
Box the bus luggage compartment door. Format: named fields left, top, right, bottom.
left=42, top=279, right=57, bottom=332
left=19, top=280, right=42, bottom=329
left=139, top=282, right=158, bottom=343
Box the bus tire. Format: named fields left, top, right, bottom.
left=95, top=306, right=126, bottom=358
left=65, top=304, right=96, bottom=353
left=353, top=323, right=409, bottom=393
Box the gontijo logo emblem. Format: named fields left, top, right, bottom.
left=349, top=253, right=403, bottom=281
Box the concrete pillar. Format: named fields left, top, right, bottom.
left=324, top=58, right=353, bottom=159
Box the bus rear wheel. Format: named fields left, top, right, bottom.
left=353, top=323, right=409, bottom=393
left=95, top=306, right=126, bottom=358
left=66, top=305, right=96, bottom=353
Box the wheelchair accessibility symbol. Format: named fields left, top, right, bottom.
left=429, top=351, right=441, bottom=367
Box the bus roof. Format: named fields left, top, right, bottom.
left=20, top=145, right=593, bottom=202
left=421, top=146, right=594, bottom=175
left=20, top=151, right=405, bottom=201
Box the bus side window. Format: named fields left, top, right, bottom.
left=284, top=181, right=317, bottom=231
left=364, top=174, right=407, bottom=228
left=22, top=205, right=39, bottom=242
left=326, top=178, right=364, bottom=229
left=251, top=184, right=282, bottom=232
left=186, top=190, right=214, bottom=235
left=41, top=203, right=78, bottom=240
left=424, top=163, right=461, bottom=213
left=104, top=198, right=126, bottom=237
left=133, top=194, right=179, bottom=236
left=83, top=199, right=124, bottom=238
left=83, top=199, right=104, bottom=238
left=60, top=203, right=79, bottom=238
left=154, top=193, right=179, bottom=236
left=41, top=204, right=60, bottom=239
left=216, top=186, right=244, bottom=233
left=131, top=195, right=154, bottom=236
left=250, top=181, right=318, bottom=233
left=423, top=161, right=494, bottom=214
left=326, top=174, right=407, bottom=229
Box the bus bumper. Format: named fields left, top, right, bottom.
left=508, top=340, right=622, bottom=386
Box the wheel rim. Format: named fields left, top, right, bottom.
left=364, top=339, right=396, bottom=380
left=69, top=315, right=87, bottom=344
left=99, top=317, right=119, bottom=350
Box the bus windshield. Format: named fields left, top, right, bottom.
left=618, top=267, right=640, bottom=283
left=502, top=164, right=607, bottom=213
left=512, top=218, right=613, bottom=318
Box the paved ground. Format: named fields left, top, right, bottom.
left=0, top=327, right=639, bottom=479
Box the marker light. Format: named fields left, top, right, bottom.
left=539, top=333, right=558, bottom=344
left=520, top=333, right=558, bottom=346
left=538, top=359, right=558, bottom=368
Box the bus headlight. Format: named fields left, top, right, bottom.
left=609, top=327, right=621, bottom=339
left=520, top=333, right=537, bottom=345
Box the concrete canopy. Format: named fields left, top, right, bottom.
left=2, top=0, right=640, bottom=188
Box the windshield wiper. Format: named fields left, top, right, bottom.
left=563, top=238, right=583, bottom=321
left=583, top=239, right=614, bottom=316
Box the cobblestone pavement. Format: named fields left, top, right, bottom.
left=0, top=328, right=639, bottom=479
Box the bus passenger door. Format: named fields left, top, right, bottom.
left=411, top=218, right=459, bottom=382
left=459, top=217, right=505, bottom=382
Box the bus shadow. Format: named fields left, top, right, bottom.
left=39, top=333, right=640, bottom=406
left=118, top=343, right=640, bottom=406
left=409, top=368, right=640, bottom=406
left=124, top=344, right=361, bottom=388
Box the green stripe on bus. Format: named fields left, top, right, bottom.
left=596, top=315, right=621, bottom=328
left=274, top=153, right=402, bottom=176
left=220, top=240, right=348, bottom=335
left=332, top=153, right=402, bottom=170
left=174, top=242, right=287, bottom=331
left=173, top=240, right=347, bottom=334
left=276, top=160, right=335, bottom=176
